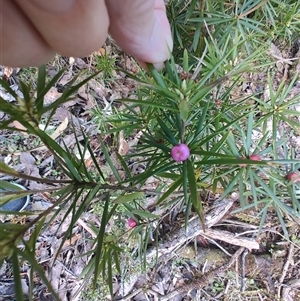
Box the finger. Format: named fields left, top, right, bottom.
left=14, top=0, right=109, bottom=58
left=106, top=0, right=173, bottom=70
left=0, top=0, right=54, bottom=67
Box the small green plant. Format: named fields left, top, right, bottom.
left=291, top=234, right=300, bottom=244
left=94, top=49, right=117, bottom=81
left=90, top=101, right=114, bottom=134
left=212, top=279, right=225, bottom=294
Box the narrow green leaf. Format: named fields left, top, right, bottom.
left=146, top=63, right=167, bottom=89
left=99, top=139, right=121, bottom=183
left=36, top=68, right=65, bottom=106
left=191, top=150, right=235, bottom=158
left=0, top=180, right=32, bottom=206
left=158, top=172, right=181, bottom=180
left=107, top=251, right=113, bottom=297
left=19, top=81, right=31, bottom=101
left=93, top=194, right=110, bottom=287
left=252, top=172, right=281, bottom=204
left=252, top=172, right=299, bottom=221
left=104, top=201, right=118, bottom=227
left=198, top=113, right=250, bottom=147
left=179, top=99, right=189, bottom=121
left=157, top=118, right=178, bottom=145
left=246, top=112, right=254, bottom=153
left=109, top=244, right=122, bottom=253
left=130, top=224, right=145, bottom=236
left=269, top=159, right=300, bottom=164
left=113, top=250, right=121, bottom=274
left=280, top=115, right=300, bottom=132
left=115, top=98, right=178, bottom=111
left=0, top=191, right=31, bottom=206
left=141, top=228, right=151, bottom=269
left=258, top=204, right=269, bottom=235
left=185, top=196, right=192, bottom=231
left=140, top=133, right=171, bottom=152
left=40, top=71, right=100, bottom=115
left=36, top=65, right=46, bottom=112
left=281, top=109, right=300, bottom=116
left=156, top=177, right=182, bottom=205
left=102, top=251, right=108, bottom=281
left=195, top=158, right=267, bottom=165
left=62, top=153, right=82, bottom=181
left=192, top=23, right=202, bottom=52
left=29, top=261, right=34, bottom=301
left=275, top=205, right=289, bottom=238
left=0, top=180, right=25, bottom=191
left=287, top=185, right=300, bottom=213
left=72, top=130, right=92, bottom=180
left=0, top=78, right=20, bottom=100
left=85, top=140, right=106, bottom=181
left=12, top=252, right=25, bottom=301
left=114, top=192, right=144, bottom=204
left=193, top=100, right=210, bottom=140
left=129, top=160, right=177, bottom=186
left=239, top=176, right=245, bottom=208
left=187, top=160, right=204, bottom=228
left=0, top=161, right=19, bottom=176
left=212, top=177, right=218, bottom=194
left=0, top=223, right=25, bottom=231
left=131, top=210, right=158, bottom=219
left=28, top=218, right=46, bottom=251
left=220, top=170, right=243, bottom=200
left=17, top=246, right=61, bottom=301
left=115, top=152, right=132, bottom=180
left=183, top=161, right=188, bottom=201
left=183, top=49, right=189, bottom=72
left=226, top=132, right=240, bottom=157
left=51, top=186, right=100, bottom=264
left=233, top=199, right=269, bottom=213
left=249, top=171, right=258, bottom=209
left=165, top=59, right=180, bottom=85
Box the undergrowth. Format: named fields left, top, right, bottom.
left=0, top=0, right=300, bottom=300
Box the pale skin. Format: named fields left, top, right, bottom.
left=0, top=0, right=173, bottom=69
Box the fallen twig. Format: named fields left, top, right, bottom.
left=202, top=228, right=259, bottom=250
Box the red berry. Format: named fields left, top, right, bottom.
left=128, top=218, right=137, bottom=228
left=171, top=144, right=190, bottom=162
left=286, top=172, right=300, bottom=183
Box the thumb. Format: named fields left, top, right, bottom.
left=106, top=0, right=173, bottom=70
left=15, top=0, right=109, bottom=58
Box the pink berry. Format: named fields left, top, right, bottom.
left=286, top=172, right=300, bottom=183
left=239, top=154, right=262, bottom=167
left=128, top=218, right=137, bottom=228
left=171, top=144, right=190, bottom=162
left=249, top=154, right=262, bottom=161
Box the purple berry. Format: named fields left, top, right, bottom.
left=171, top=144, right=190, bottom=162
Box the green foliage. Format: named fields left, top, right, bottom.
left=94, top=49, right=117, bottom=81
left=1, top=1, right=300, bottom=300
left=167, top=0, right=300, bottom=60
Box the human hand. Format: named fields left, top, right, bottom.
left=0, top=0, right=173, bottom=69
